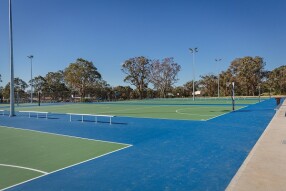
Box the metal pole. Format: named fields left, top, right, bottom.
left=38, top=91, right=41, bottom=106
left=192, top=52, right=195, bottom=101
left=28, top=55, right=33, bottom=103
left=218, top=74, right=220, bottom=98
left=9, top=0, right=15, bottom=117
left=232, top=82, right=235, bottom=111
left=215, top=59, right=222, bottom=98
left=16, top=90, right=19, bottom=106
left=31, top=57, right=32, bottom=103
left=189, top=48, right=198, bottom=101
left=258, top=67, right=261, bottom=102
left=258, top=85, right=261, bottom=102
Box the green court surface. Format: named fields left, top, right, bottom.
left=110, top=97, right=266, bottom=105
left=0, top=126, right=130, bottom=190
left=17, top=103, right=243, bottom=120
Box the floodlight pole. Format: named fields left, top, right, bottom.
left=189, top=48, right=198, bottom=101
left=231, top=82, right=235, bottom=111
left=258, top=67, right=261, bottom=102
left=38, top=90, right=41, bottom=106
left=258, top=85, right=261, bottom=102
left=9, top=0, right=15, bottom=116
left=215, top=59, right=222, bottom=98
left=28, top=55, right=34, bottom=103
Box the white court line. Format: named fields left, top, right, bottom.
left=0, top=164, right=48, bottom=175
left=0, top=125, right=131, bottom=146
left=206, top=106, right=248, bottom=121
left=1, top=145, right=131, bottom=191
left=0, top=126, right=132, bottom=191
left=99, top=105, right=161, bottom=114
left=175, top=108, right=217, bottom=116
left=175, top=105, right=239, bottom=117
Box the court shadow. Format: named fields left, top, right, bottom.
left=75, top=119, right=128, bottom=125
left=46, top=117, right=60, bottom=119
left=209, top=110, right=231, bottom=112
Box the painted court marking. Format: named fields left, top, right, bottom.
left=206, top=106, right=248, bottom=121
left=175, top=105, right=233, bottom=116
left=99, top=105, right=160, bottom=114
left=0, top=164, right=48, bottom=174
left=175, top=108, right=217, bottom=116
left=0, top=125, right=132, bottom=191
left=0, top=125, right=131, bottom=146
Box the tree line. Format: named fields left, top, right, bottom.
left=0, top=56, right=285, bottom=103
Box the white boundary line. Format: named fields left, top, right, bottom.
left=18, top=103, right=252, bottom=122
left=175, top=108, right=217, bottom=116
left=206, top=106, right=248, bottom=121
left=99, top=105, right=160, bottom=114
left=1, top=146, right=132, bottom=191
left=0, top=164, right=48, bottom=174
left=175, top=105, right=248, bottom=120
left=0, top=125, right=131, bottom=146
left=0, top=125, right=132, bottom=191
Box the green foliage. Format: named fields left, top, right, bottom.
left=3, top=77, right=28, bottom=100
left=121, top=56, right=151, bottom=99
left=199, top=74, right=218, bottom=96
left=266, top=65, right=286, bottom=95
left=149, top=58, right=181, bottom=98
left=64, top=58, right=101, bottom=99
left=1, top=56, right=284, bottom=102
left=194, top=56, right=268, bottom=97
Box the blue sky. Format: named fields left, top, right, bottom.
left=0, top=0, right=285, bottom=88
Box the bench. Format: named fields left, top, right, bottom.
left=19, top=111, right=49, bottom=119
left=67, top=113, right=115, bottom=124
left=0, top=110, right=4, bottom=116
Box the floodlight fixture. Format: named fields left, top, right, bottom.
left=189, top=47, right=198, bottom=53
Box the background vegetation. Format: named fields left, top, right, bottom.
left=0, top=56, right=285, bottom=103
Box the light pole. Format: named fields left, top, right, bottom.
left=215, top=58, right=222, bottom=98
left=231, top=82, right=235, bottom=111
left=28, top=55, right=33, bottom=103
left=258, top=66, right=261, bottom=102
left=9, top=0, right=15, bottom=116
left=258, top=85, right=261, bottom=102
left=189, top=48, right=198, bottom=101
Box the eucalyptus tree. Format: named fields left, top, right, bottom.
left=199, top=74, right=217, bottom=97
left=228, top=56, right=265, bottom=96
left=113, top=86, right=133, bottom=100
left=183, top=81, right=197, bottom=97
left=0, top=74, right=2, bottom=102
left=267, top=65, right=286, bottom=95
left=30, top=75, right=47, bottom=93
left=172, top=86, right=187, bottom=97
left=149, top=58, right=181, bottom=98
left=3, top=77, right=28, bottom=101
left=85, top=80, right=111, bottom=101
left=219, top=70, right=234, bottom=96
left=45, top=71, right=70, bottom=101
left=121, top=56, right=151, bottom=99
left=0, top=86, right=3, bottom=103
left=64, top=58, right=101, bottom=100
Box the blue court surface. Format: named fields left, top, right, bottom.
left=0, top=99, right=277, bottom=191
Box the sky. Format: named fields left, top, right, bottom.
left=0, top=0, right=285, bottom=88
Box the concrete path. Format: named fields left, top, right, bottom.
left=227, top=99, right=286, bottom=191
